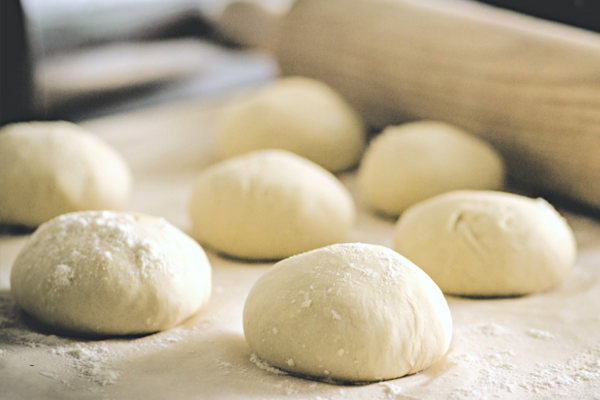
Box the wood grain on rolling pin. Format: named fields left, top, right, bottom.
left=273, top=0, right=600, bottom=209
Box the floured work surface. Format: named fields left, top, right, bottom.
left=1, top=98, right=599, bottom=400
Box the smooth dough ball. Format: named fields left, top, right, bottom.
left=10, top=211, right=212, bottom=336
left=0, top=121, right=132, bottom=227
left=243, top=243, right=452, bottom=383
left=214, top=76, right=366, bottom=172
left=394, top=191, right=577, bottom=297
left=358, top=121, right=505, bottom=216
left=189, top=150, right=355, bottom=260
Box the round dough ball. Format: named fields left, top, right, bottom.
left=189, top=149, right=355, bottom=260
left=394, top=191, right=577, bottom=297
left=215, top=76, right=366, bottom=172
left=10, top=211, right=212, bottom=336
left=0, top=121, right=132, bottom=227
left=243, top=243, right=452, bottom=383
left=358, top=121, right=505, bottom=216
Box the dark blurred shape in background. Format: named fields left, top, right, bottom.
left=477, top=0, right=600, bottom=33
left=0, top=0, right=281, bottom=125
left=1, top=0, right=35, bottom=125
left=1, top=0, right=599, bottom=127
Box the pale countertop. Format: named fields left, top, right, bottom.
left=1, top=90, right=600, bottom=400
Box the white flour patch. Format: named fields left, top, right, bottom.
left=379, top=381, right=403, bottom=398
left=520, top=345, right=600, bottom=393
left=467, top=322, right=513, bottom=337
left=52, top=345, right=120, bottom=386
left=249, top=353, right=287, bottom=375
left=50, top=264, right=74, bottom=289
left=525, top=329, right=556, bottom=341
left=449, top=321, right=600, bottom=399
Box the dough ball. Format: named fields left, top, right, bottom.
left=0, top=121, right=132, bottom=227
left=243, top=243, right=452, bottom=383
left=10, top=211, right=212, bottom=336
left=189, top=149, right=355, bottom=260
left=215, top=76, right=366, bottom=172
left=394, top=191, right=577, bottom=297
left=358, top=121, right=504, bottom=216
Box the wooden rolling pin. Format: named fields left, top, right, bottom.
left=218, top=0, right=600, bottom=210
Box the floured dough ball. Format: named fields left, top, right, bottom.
left=358, top=121, right=504, bottom=216
left=0, top=121, right=132, bottom=227
left=215, top=76, right=366, bottom=172
left=243, top=243, right=452, bottom=383
left=189, top=150, right=355, bottom=260
left=10, top=211, right=212, bottom=336
left=394, top=191, right=577, bottom=297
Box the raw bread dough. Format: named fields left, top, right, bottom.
left=358, top=121, right=504, bottom=216
left=243, top=243, right=452, bottom=383
left=10, top=211, right=212, bottom=336
left=394, top=191, right=577, bottom=297
left=214, top=76, right=366, bottom=172
left=0, top=121, right=132, bottom=227
left=189, top=150, right=355, bottom=260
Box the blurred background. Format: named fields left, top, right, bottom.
left=0, top=0, right=292, bottom=123
left=2, top=0, right=599, bottom=125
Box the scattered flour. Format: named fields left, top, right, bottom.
left=1, top=313, right=122, bottom=387
left=520, top=345, right=600, bottom=393
left=0, top=292, right=217, bottom=389
left=301, top=299, right=313, bottom=308
left=449, top=322, right=600, bottom=398
left=379, top=381, right=403, bottom=398
left=52, top=345, right=120, bottom=386
left=50, top=264, right=74, bottom=288
left=525, top=329, right=556, bottom=341
left=249, top=353, right=287, bottom=375
left=468, top=322, right=513, bottom=337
